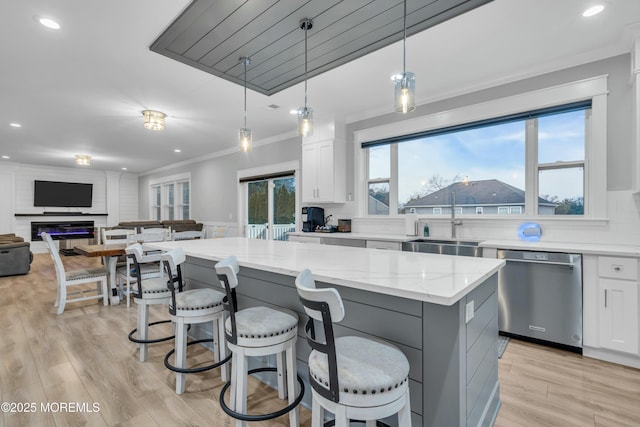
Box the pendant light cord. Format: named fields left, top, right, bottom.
left=303, top=22, right=309, bottom=109
left=243, top=59, right=248, bottom=128
left=402, top=0, right=407, bottom=75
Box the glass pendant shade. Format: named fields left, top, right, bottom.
left=239, top=128, right=252, bottom=152
left=142, top=110, right=166, bottom=131
left=393, top=72, right=416, bottom=113
left=297, top=107, right=313, bottom=137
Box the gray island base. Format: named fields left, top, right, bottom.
left=150, top=238, right=503, bottom=427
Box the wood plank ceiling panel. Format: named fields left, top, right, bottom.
left=150, top=0, right=493, bottom=95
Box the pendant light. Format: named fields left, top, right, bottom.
left=392, top=0, right=415, bottom=114
left=297, top=18, right=313, bottom=137
left=239, top=57, right=252, bottom=152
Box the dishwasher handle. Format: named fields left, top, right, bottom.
left=503, top=258, right=575, bottom=268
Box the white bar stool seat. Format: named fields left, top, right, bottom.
left=295, top=269, right=412, bottom=427
left=215, top=255, right=304, bottom=427
left=161, top=248, right=231, bottom=394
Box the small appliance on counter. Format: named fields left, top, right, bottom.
left=302, top=206, right=325, bottom=232
left=337, top=219, right=351, bottom=233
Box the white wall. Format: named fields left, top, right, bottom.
left=0, top=163, right=138, bottom=252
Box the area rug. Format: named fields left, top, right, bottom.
left=497, top=336, right=510, bottom=359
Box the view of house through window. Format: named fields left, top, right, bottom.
left=367, top=107, right=587, bottom=216
left=246, top=176, right=296, bottom=240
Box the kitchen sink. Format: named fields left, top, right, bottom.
left=401, top=238, right=483, bottom=257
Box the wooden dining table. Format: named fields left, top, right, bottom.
left=74, top=243, right=126, bottom=305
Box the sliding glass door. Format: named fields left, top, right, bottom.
left=246, top=176, right=295, bottom=240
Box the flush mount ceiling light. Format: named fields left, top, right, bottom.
left=392, top=0, right=415, bottom=114
left=239, top=57, right=252, bottom=152
left=142, top=110, right=166, bottom=131
left=582, top=4, right=605, bottom=17
left=37, top=17, right=60, bottom=30
left=297, top=18, right=313, bottom=138
left=10, top=123, right=22, bottom=128
left=75, top=154, right=91, bottom=166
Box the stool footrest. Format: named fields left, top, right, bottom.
left=128, top=319, right=174, bottom=344
left=219, top=367, right=305, bottom=422
left=164, top=338, right=232, bottom=374
left=324, top=421, right=390, bottom=427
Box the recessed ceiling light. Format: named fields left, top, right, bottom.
left=1, top=155, right=10, bottom=159
left=174, top=149, right=181, bottom=153
left=9, top=123, right=22, bottom=128
left=289, top=110, right=298, bottom=115
left=582, top=4, right=605, bottom=17
left=264, top=104, right=280, bottom=110
left=38, top=17, right=61, bottom=29
left=121, top=167, right=128, bottom=171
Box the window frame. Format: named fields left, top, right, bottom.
left=149, top=173, right=191, bottom=220
left=354, top=75, right=608, bottom=220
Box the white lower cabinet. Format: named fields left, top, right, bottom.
left=598, top=277, right=639, bottom=354
left=584, top=255, right=639, bottom=356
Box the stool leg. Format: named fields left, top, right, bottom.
left=57, top=285, right=67, bottom=315
left=276, top=351, right=286, bottom=400
left=398, top=393, right=412, bottom=427
left=218, top=316, right=229, bottom=382
left=138, top=303, right=149, bottom=362
left=175, top=319, right=187, bottom=394
left=311, top=395, right=324, bottom=427
left=366, top=421, right=376, bottom=427
left=230, top=353, right=237, bottom=410
left=234, top=352, right=247, bottom=427
left=286, top=343, right=299, bottom=427
left=334, top=406, right=349, bottom=427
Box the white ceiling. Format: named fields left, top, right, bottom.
left=2, top=0, right=639, bottom=174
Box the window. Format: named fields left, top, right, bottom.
left=433, top=207, right=442, bottom=215
left=367, top=145, right=391, bottom=215
left=476, top=207, right=483, bottom=214
left=149, top=174, right=190, bottom=220
left=356, top=76, right=607, bottom=219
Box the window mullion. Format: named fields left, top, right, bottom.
left=390, top=143, right=398, bottom=215
left=525, top=118, right=538, bottom=216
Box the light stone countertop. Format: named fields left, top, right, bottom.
left=149, top=237, right=505, bottom=306
left=288, top=231, right=640, bottom=257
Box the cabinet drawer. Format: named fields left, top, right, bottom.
left=366, top=240, right=401, bottom=250
left=598, top=256, right=638, bottom=281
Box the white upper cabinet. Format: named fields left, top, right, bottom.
left=302, top=139, right=345, bottom=203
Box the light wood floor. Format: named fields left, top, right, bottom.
left=1, top=253, right=639, bottom=427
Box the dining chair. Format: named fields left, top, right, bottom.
left=171, top=230, right=206, bottom=241
left=42, top=232, right=108, bottom=315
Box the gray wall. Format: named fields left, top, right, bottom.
left=346, top=54, right=633, bottom=194
left=138, top=54, right=632, bottom=222
left=138, top=136, right=301, bottom=221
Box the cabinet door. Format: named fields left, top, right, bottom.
left=301, top=143, right=318, bottom=202
left=315, top=141, right=334, bottom=202
left=599, top=278, right=639, bottom=354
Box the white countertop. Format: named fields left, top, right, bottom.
left=288, top=231, right=416, bottom=242
left=289, top=231, right=640, bottom=257
left=149, top=237, right=505, bottom=306
left=479, top=239, right=640, bottom=256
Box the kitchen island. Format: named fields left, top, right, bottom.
left=150, top=237, right=505, bottom=427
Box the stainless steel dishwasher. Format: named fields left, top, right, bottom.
left=497, top=249, right=582, bottom=352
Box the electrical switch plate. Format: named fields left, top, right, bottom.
left=465, top=300, right=474, bottom=323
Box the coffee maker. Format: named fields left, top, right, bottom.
left=302, top=206, right=325, bottom=232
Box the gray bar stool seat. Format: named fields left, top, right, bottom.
left=215, top=255, right=304, bottom=427
left=161, top=248, right=231, bottom=394
left=295, top=269, right=411, bottom=427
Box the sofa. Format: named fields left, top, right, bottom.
left=0, top=234, right=33, bottom=277
left=113, top=219, right=203, bottom=232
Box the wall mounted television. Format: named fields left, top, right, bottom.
left=33, top=180, right=93, bottom=208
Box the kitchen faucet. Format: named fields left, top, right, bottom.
left=451, top=191, right=462, bottom=238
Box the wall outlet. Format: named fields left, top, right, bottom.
left=465, top=300, right=474, bottom=323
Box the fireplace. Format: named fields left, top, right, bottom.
left=31, top=221, right=95, bottom=241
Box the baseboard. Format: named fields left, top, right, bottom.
left=583, top=346, right=640, bottom=369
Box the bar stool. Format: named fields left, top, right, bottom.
left=126, top=243, right=176, bottom=362
left=160, top=247, right=231, bottom=394
left=215, top=255, right=304, bottom=427
left=295, top=269, right=412, bottom=427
